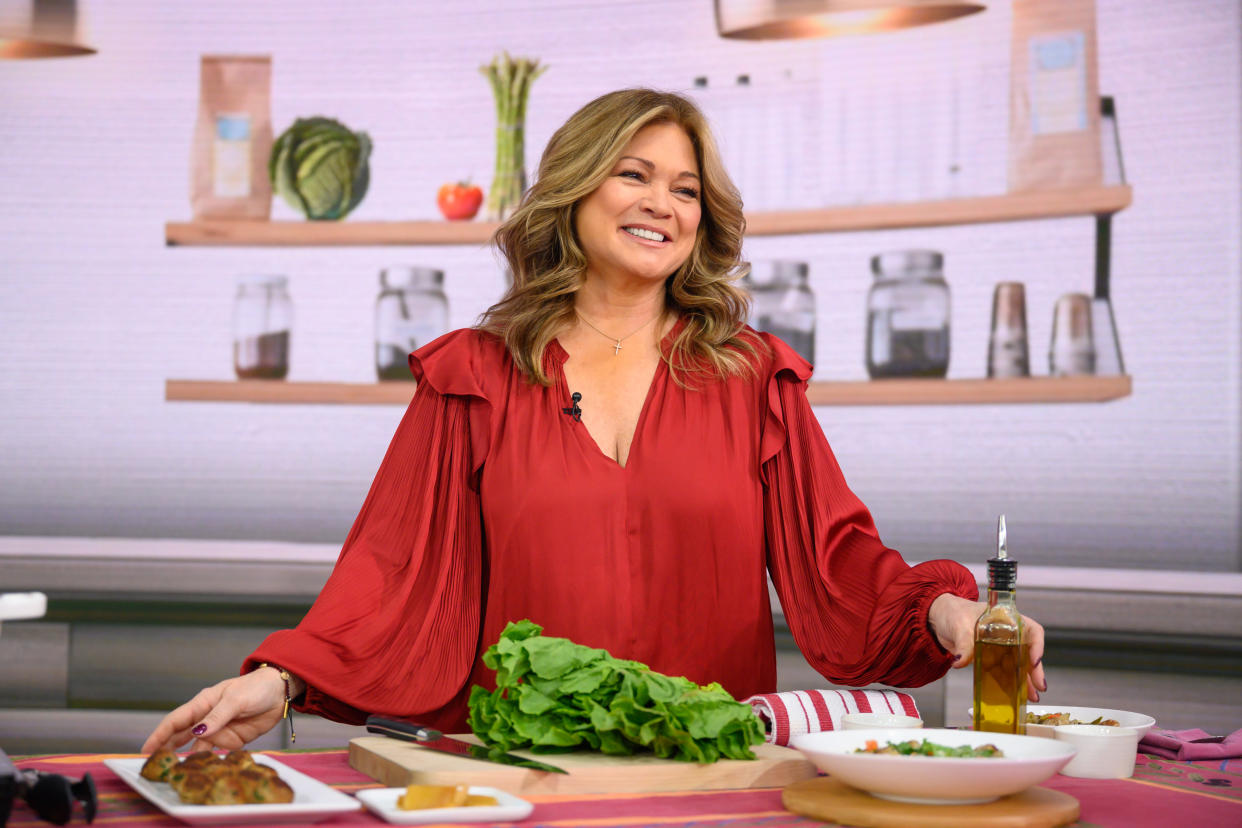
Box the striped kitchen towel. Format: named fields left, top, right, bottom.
left=745, top=689, right=921, bottom=746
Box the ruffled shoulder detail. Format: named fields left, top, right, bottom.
left=757, top=331, right=815, bottom=473
left=409, top=328, right=505, bottom=477
left=408, top=328, right=506, bottom=400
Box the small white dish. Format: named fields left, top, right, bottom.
left=841, top=713, right=923, bottom=730
left=355, top=786, right=533, bottom=824
left=790, top=727, right=1076, bottom=805
left=1054, top=725, right=1141, bottom=779
left=104, top=754, right=361, bottom=825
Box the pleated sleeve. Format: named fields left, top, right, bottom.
left=243, top=330, right=493, bottom=727
left=759, top=335, right=978, bottom=688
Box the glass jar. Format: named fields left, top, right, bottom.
left=375, top=266, right=449, bottom=381
left=866, top=250, right=950, bottom=378
left=232, top=275, right=292, bottom=380
left=741, top=260, right=816, bottom=364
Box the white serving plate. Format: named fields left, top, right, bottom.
left=790, top=727, right=1076, bottom=805
left=104, top=754, right=362, bottom=825
left=355, top=786, right=533, bottom=824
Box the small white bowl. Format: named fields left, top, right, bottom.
left=1054, top=725, right=1140, bottom=779
left=841, top=712, right=923, bottom=730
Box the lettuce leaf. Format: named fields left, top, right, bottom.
left=466, top=619, right=765, bottom=763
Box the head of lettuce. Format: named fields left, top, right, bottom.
left=467, top=619, right=765, bottom=763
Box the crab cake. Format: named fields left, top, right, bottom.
left=179, top=750, right=216, bottom=771
left=223, top=749, right=254, bottom=769
left=174, top=771, right=215, bottom=805
left=198, top=759, right=233, bottom=780
left=264, top=776, right=294, bottom=804
left=139, top=748, right=178, bottom=781
left=205, top=774, right=248, bottom=805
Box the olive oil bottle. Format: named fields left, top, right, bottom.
left=972, top=515, right=1028, bottom=734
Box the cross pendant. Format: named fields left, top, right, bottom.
left=613, top=340, right=622, bottom=355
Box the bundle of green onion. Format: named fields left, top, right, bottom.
left=479, top=52, right=547, bottom=221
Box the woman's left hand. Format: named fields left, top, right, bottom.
left=928, top=593, right=1047, bottom=702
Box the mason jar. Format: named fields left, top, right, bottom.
left=865, top=250, right=950, bottom=378
left=375, top=266, right=449, bottom=381
left=232, top=275, right=292, bottom=380
left=741, top=260, right=816, bottom=365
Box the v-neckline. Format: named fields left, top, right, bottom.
left=550, top=316, right=683, bottom=471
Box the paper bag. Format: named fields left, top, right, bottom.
left=1009, top=0, right=1102, bottom=191
left=191, top=55, right=273, bottom=219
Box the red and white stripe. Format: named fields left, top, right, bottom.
left=744, top=689, right=920, bottom=745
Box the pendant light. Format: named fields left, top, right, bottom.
left=716, top=0, right=984, bottom=39
left=0, top=0, right=95, bottom=59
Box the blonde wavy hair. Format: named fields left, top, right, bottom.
left=477, top=88, right=764, bottom=386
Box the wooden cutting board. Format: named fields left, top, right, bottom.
left=782, top=777, right=1080, bottom=828
left=349, top=734, right=818, bottom=795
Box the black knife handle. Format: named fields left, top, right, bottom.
left=365, top=715, right=443, bottom=743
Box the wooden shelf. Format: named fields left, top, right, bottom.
left=745, top=185, right=1131, bottom=235
left=805, top=375, right=1131, bottom=406
left=165, top=375, right=1131, bottom=406
left=164, top=185, right=1131, bottom=247
left=165, top=219, right=500, bottom=247
left=166, top=379, right=420, bottom=405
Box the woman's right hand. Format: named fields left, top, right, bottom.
left=140, top=666, right=288, bottom=754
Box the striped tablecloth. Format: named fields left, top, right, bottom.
left=7, top=749, right=1240, bottom=827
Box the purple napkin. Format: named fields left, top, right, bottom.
left=1138, top=727, right=1242, bottom=761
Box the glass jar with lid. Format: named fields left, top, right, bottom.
left=375, top=266, right=449, bottom=381
left=741, top=260, right=816, bottom=365
left=232, top=275, right=292, bottom=380
left=866, top=250, right=950, bottom=378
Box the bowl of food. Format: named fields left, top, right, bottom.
left=962, top=705, right=1156, bottom=739
left=789, top=727, right=1076, bottom=805
left=1022, top=706, right=1155, bottom=739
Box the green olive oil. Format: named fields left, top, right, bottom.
left=972, top=515, right=1028, bottom=734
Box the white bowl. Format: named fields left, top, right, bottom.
left=841, top=712, right=923, bottom=730
left=962, top=705, right=1156, bottom=739
left=1053, top=725, right=1141, bottom=779
left=790, top=727, right=1076, bottom=805
left=1021, top=705, right=1155, bottom=739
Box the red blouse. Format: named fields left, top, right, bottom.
left=245, top=324, right=977, bottom=732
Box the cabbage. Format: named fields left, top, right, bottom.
left=269, top=117, right=371, bottom=220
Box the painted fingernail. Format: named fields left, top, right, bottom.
left=952, top=653, right=963, bottom=662
left=192, top=724, right=207, bottom=736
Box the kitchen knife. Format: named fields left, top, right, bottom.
left=364, top=715, right=569, bottom=774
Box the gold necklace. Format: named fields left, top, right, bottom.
left=575, top=309, right=663, bottom=356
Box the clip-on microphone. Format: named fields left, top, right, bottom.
left=562, top=391, right=582, bottom=421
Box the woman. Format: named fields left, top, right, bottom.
left=142, top=89, right=1046, bottom=754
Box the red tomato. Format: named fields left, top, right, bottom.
left=436, top=181, right=483, bottom=220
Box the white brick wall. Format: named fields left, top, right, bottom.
left=0, top=0, right=1237, bottom=570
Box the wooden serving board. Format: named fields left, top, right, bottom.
left=782, top=777, right=1079, bottom=828
left=349, top=734, right=818, bottom=795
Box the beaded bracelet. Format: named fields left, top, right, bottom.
left=258, top=662, right=296, bottom=743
